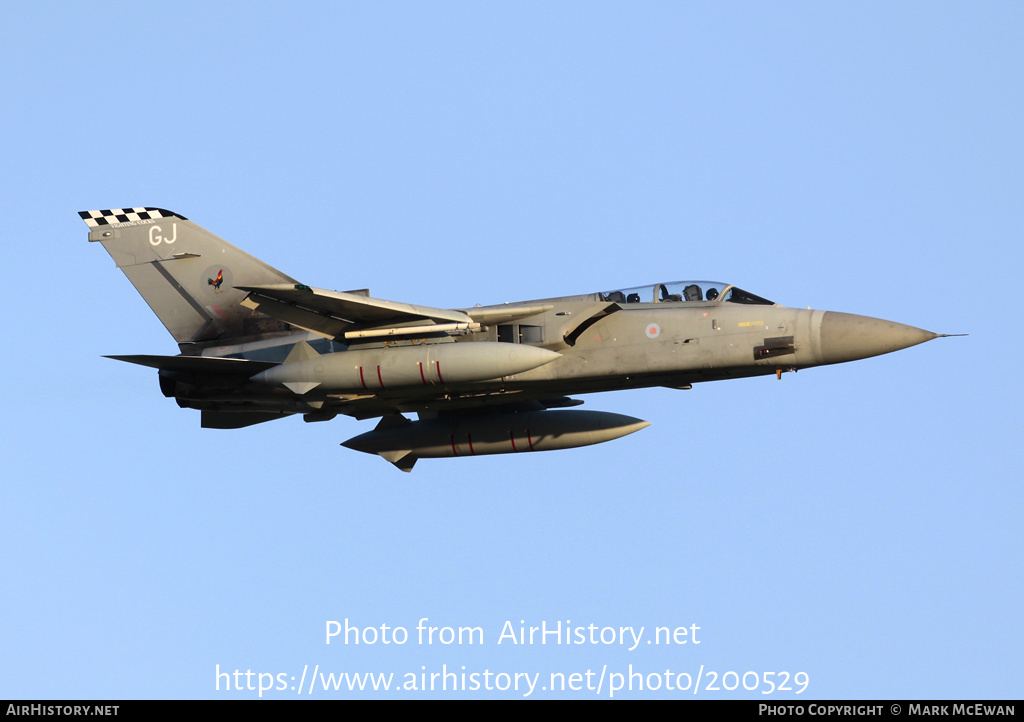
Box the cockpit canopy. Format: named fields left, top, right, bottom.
left=600, top=281, right=774, bottom=306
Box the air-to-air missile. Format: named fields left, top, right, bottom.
left=85, top=208, right=961, bottom=472
left=341, top=410, right=651, bottom=471
left=250, top=342, right=561, bottom=395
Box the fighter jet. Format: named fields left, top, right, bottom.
left=83, top=208, right=953, bottom=471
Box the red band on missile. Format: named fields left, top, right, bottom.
left=435, top=361, right=445, bottom=384
left=510, top=430, right=518, bottom=452
left=527, top=430, right=535, bottom=451
left=467, top=433, right=475, bottom=455
left=358, top=366, right=367, bottom=390
left=377, top=365, right=384, bottom=388
left=449, top=434, right=459, bottom=457
left=418, top=361, right=427, bottom=385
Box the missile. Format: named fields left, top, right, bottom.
left=341, top=409, right=651, bottom=471
left=251, top=342, right=560, bottom=395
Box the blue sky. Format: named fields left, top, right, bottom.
left=1, top=2, right=1020, bottom=699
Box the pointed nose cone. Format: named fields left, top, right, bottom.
left=599, top=414, right=651, bottom=440
left=818, top=312, right=939, bottom=365
left=498, top=345, right=562, bottom=376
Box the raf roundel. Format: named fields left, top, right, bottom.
left=645, top=323, right=661, bottom=339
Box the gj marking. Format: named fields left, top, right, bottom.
left=149, top=223, right=177, bottom=246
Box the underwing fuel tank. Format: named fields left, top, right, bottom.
left=252, top=342, right=560, bottom=395
left=341, top=410, right=651, bottom=471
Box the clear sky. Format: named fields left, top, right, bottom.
left=1, top=1, right=1020, bottom=700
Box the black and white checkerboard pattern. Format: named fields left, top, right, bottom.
left=79, top=208, right=188, bottom=228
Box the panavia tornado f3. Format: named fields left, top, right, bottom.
left=83, top=208, right=955, bottom=471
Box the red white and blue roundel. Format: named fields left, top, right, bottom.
left=645, top=323, right=661, bottom=339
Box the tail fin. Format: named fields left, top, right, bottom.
left=82, top=208, right=298, bottom=344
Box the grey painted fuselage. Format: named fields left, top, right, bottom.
left=83, top=209, right=948, bottom=470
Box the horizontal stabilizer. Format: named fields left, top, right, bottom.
left=201, top=410, right=293, bottom=429
left=105, top=354, right=278, bottom=375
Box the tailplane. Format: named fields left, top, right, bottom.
left=82, top=208, right=298, bottom=344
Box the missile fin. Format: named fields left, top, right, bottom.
left=284, top=340, right=320, bottom=364
left=375, top=413, right=412, bottom=430
left=283, top=381, right=321, bottom=395
left=379, top=449, right=417, bottom=472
